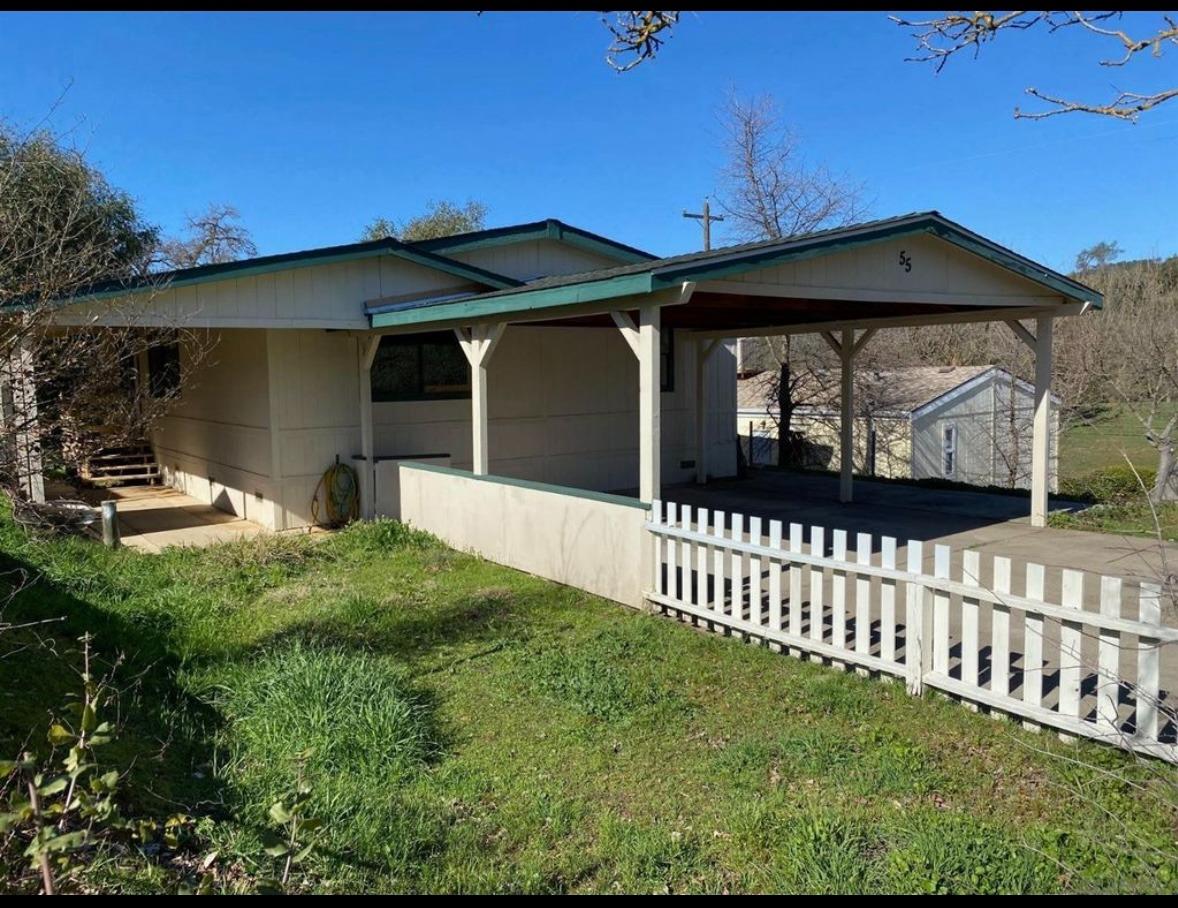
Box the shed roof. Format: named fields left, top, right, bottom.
left=739, top=365, right=1007, bottom=417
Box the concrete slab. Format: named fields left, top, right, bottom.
left=658, top=470, right=1178, bottom=738
left=87, top=486, right=265, bottom=553
left=666, top=470, right=1175, bottom=593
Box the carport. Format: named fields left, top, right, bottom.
left=366, top=211, right=1101, bottom=527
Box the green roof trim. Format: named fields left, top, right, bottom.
left=58, top=236, right=521, bottom=306
left=414, top=218, right=657, bottom=264
left=370, top=271, right=654, bottom=328
left=369, top=211, right=1102, bottom=329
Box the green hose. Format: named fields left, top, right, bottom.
left=311, top=460, right=360, bottom=528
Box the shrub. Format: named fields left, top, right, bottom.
left=1060, top=464, right=1157, bottom=504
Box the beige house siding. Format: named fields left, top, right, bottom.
left=153, top=326, right=738, bottom=531
left=373, top=328, right=736, bottom=493
left=152, top=329, right=278, bottom=527
left=446, top=239, right=627, bottom=283
left=722, top=232, right=1064, bottom=309
left=59, top=254, right=473, bottom=330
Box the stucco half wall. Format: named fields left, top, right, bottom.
left=395, top=462, right=649, bottom=608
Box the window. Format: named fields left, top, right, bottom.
left=660, top=328, right=674, bottom=393
left=941, top=424, right=957, bottom=478
left=147, top=341, right=181, bottom=399
left=371, top=332, right=470, bottom=402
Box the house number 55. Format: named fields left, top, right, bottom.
left=898, top=250, right=912, bottom=272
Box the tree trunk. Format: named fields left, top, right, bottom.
left=777, top=358, right=794, bottom=467
left=1152, top=438, right=1178, bottom=503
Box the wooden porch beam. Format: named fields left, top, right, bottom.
left=688, top=302, right=1091, bottom=341
left=610, top=310, right=641, bottom=358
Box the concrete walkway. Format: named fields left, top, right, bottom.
left=89, top=486, right=264, bottom=552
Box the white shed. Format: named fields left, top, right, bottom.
left=737, top=365, right=1060, bottom=490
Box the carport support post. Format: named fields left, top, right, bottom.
left=839, top=328, right=854, bottom=503
left=1031, top=316, right=1054, bottom=527
left=638, top=305, right=661, bottom=502
left=357, top=335, right=381, bottom=519
left=457, top=323, right=507, bottom=476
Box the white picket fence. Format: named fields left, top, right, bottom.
left=646, top=500, right=1178, bottom=763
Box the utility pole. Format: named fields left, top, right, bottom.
left=683, top=198, right=724, bottom=251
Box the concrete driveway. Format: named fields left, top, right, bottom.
left=659, top=470, right=1177, bottom=739
left=666, top=469, right=1175, bottom=594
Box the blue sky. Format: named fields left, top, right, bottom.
left=3, top=11, right=1176, bottom=271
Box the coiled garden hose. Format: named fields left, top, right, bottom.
left=311, top=459, right=360, bottom=528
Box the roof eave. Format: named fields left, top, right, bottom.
left=369, top=271, right=655, bottom=328
left=49, top=238, right=519, bottom=309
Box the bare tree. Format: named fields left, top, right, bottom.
left=0, top=123, right=208, bottom=513
left=894, top=11, right=1178, bottom=121
left=156, top=203, right=256, bottom=270
left=717, top=92, right=865, bottom=465
left=717, top=93, right=865, bottom=243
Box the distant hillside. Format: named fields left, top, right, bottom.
left=1074, top=253, right=1178, bottom=291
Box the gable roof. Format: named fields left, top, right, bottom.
left=49, top=218, right=656, bottom=309
left=738, top=365, right=1058, bottom=419
left=412, top=218, right=657, bottom=264
left=369, top=211, right=1103, bottom=329
left=51, top=234, right=523, bottom=308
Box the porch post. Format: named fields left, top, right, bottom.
left=694, top=339, right=719, bottom=485
left=1031, top=316, right=1054, bottom=527
left=357, top=335, right=380, bottom=518
left=638, top=304, right=661, bottom=502
left=839, top=327, right=854, bottom=503
left=457, top=323, right=507, bottom=476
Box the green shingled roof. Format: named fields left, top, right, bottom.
left=368, top=211, right=1103, bottom=329
left=54, top=234, right=522, bottom=307
left=413, top=218, right=657, bottom=263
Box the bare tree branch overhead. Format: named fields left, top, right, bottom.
left=604, top=11, right=680, bottom=72
left=893, top=10, right=1178, bottom=120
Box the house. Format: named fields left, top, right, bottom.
left=23, top=210, right=1099, bottom=602
left=33, top=220, right=739, bottom=531
left=736, top=365, right=1060, bottom=490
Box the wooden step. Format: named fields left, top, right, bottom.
left=81, top=442, right=160, bottom=488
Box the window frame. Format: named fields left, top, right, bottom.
left=370, top=331, right=471, bottom=403
left=146, top=340, right=182, bottom=400
left=660, top=327, right=674, bottom=393
left=941, top=423, right=957, bottom=478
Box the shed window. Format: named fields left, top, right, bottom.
left=371, top=332, right=470, bottom=402
left=941, top=424, right=957, bottom=478
left=147, top=341, right=181, bottom=399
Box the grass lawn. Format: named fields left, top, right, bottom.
left=1052, top=405, right=1178, bottom=540
left=2, top=516, right=1177, bottom=894
left=1060, top=403, right=1171, bottom=479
